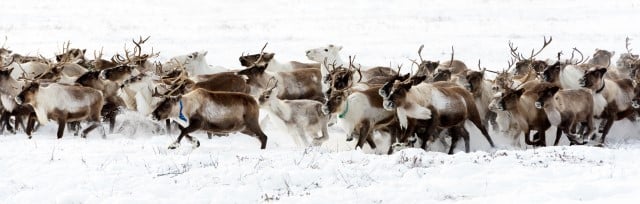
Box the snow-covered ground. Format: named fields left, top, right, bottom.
left=2, top=0, right=640, bottom=203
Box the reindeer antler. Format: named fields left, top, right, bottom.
left=570, top=47, right=589, bottom=64
left=448, top=46, right=455, bottom=67
left=417, top=44, right=425, bottom=62
left=626, top=37, right=633, bottom=54
left=529, top=36, right=552, bottom=60
left=508, top=41, right=523, bottom=61
left=251, top=42, right=269, bottom=67
left=348, top=55, right=362, bottom=83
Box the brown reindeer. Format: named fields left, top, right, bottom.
left=239, top=51, right=320, bottom=72
left=237, top=63, right=324, bottom=102
left=379, top=78, right=495, bottom=154
left=532, top=83, right=594, bottom=145
left=151, top=89, right=268, bottom=149
left=489, top=81, right=551, bottom=146
left=16, top=82, right=104, bottom=139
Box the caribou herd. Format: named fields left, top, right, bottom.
left=1, top=36, right=640, bottom=154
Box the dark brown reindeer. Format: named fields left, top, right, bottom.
left=379, top=77, right=496, bottom=154
left=239, top=43, right=320, bottom=72
left=532, top=83, right=594, bottom=145
left=151, top=88, right=268, bottom=149
left=15, top=82, right=104, bottom=139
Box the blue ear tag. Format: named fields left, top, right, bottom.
left=178, top=100, right=188, bottom=122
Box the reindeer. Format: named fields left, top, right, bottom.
left=379, top=77, right=496, bottom=154
left=489, top=81, right=551, bottom=147
left=0, top=64, right=35, bottom=134
left=91, top=48, right=119, bottom=70
left=579, top=67, right=636, bottom=145
left=616, top=37, right=639, bottom=78
left=161, top=51, right=227, bottom=76
left=151, top=88, right=268, bottom=149
left=532, top=83, right=594, bottom=145
left=237, top=60, right=324, bottom=102
left=75, top=68, right=129, bottom=133
left=507, top=36, right=553, bottom=77
left=113, top=36, right=159, bottom=73
left=15, top=82, right=104, bottom=139
left=239, top=43, right=320, bottom=72
left=258, top=78, right=329, bottom=146
left=305, top=44, right=397, bottom=93
left=55, top=41, right=88, bottom=67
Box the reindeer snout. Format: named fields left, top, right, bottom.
left=578, top=78, right=586, bottom=86
left=99, top=71, right=108, bottom=80
left=14, top=97, right=23, bottom=105
left=632, top=99, right=640, bottom=109
left=383, top=100, right=395, bottom=111
left=322, top=106, right=330, bottom=115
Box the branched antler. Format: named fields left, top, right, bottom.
left=251, top=42, right=269, bottom=67
left=529, top=36, right=552, bottom=60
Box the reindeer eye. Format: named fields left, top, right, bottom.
left=324, top=49, right=328, bottom=52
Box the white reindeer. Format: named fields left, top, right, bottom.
left=258, top=78, right=329, bottom=146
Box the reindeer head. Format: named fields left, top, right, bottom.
left=258, top=78, right=278, bottom=105
left=379, top=75, right=426, bottom=111
left=99, top=65, right=140, bottom=82
left=431, top=68, right=452, bottom=82
left=323, top=87, right=351, bottom=115
left=488, top=88, right=525, bottom=112
left=239, top=52, right=274, bottom=67
left=306, top=44, right=342, bottom=62
left=541, top=61, right=562, bottom=82
left=579, top=67, right=607, bottom=90
left=590, top=49, right=614, bottom=66
left=532, top=83, right=560, bottom=109
left=15, top=82, right=40, bottom=105
left=0, top=48, right=11, bottom=60
left=151, top=95, right=181, bottom=121
left=56, top=46, right=86, bottom=63
left=465, top=70, right=484, bottom=92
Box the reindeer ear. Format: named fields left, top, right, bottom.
left=548, top=86, right=561, bottom=95
left=515, top=88, right=526, bottom=97
left=597, top=67, right=608, bottom=76
left=263, top=53, right=275, bottom=61
left=410, top=75, right=427, bottom=85
left=401, top=81, right=413, bottom=91
left=202, top=51, right=208, bottom=57
left=379, top=82, right=391, bottom=97
left=337, top=46, right=343, bottom=51
left=8, top=68, right=14, bottom=73
left=400, top=73, right=410, bottom=81
left=611, top=51, right=615, bottom=56
left=82, top=49, right=86, bottom=54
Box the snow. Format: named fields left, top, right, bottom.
left=2, top=0, right=640, bottom=203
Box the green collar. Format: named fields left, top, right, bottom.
left=338, top=100, right=349, bottom=118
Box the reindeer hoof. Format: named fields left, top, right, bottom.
left=168, top=142, right=180, bottom=149
left=27, top=135, right=32, bottom=139
left=346, top=137, right=353, bottom=142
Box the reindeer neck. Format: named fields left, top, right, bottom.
left=266, top=93, right=292, bottom=121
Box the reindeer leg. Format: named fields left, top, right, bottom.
left=598, top=116, right=615, bottom=146
left=25, top=113, right=36, bottom=139
left=184, top=134, right=201, bottom=149
left=165, top=119, right=172, bottom=135
left=57, top=119, right=67, bottom=139
left=243, top=114, right=269, bottom=149
left=80, top=122, right=102, bottom=139
left=355, top=122, right=373, bottom=149
left=553, top=127, right=563, bottom=146
left=524, top=130, right=536, bottom=146
left=170, top=120, right=202, bottom=149
left=447, top=128, right=461, bottom=155
left=296, top=128, right=310, bottom=147
left=469, top=112, right=495, bottom=147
